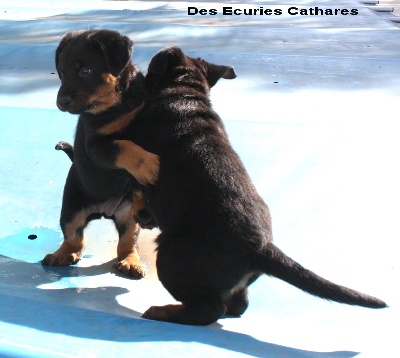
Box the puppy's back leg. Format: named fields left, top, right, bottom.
left=225, top=288, right=249, bottom=317
left=142, top=288, right=226, bottom=325
left=42, top=167, right=88, bottom=266
left=42, top=208, right=87, bottom=266
left=225, top=272, right=260, bottom=316
left=113, top=193, right=146, bottom=279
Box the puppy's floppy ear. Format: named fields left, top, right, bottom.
left=148, top=46, right=185, bottom=75
left=207, top=63, right=237, bottom=88
left=92, top=30, right=133, bottom=77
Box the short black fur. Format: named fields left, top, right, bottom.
left=42, top=30, right=158, bottom=279
left=125, top=47, right=386, bottom=325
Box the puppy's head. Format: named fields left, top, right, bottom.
left=55, top=29, right=133, bottom=115
left=146, top=46, right=236, bottom=92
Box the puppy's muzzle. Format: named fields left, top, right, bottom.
left=56, top=90, right=92, bottom=114
left=57, top=94, right=72, bottom=112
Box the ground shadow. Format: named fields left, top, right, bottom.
left=0, top=255, right=358, bottom=357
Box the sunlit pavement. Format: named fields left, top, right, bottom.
left=0, top=1, right=399, bottom=357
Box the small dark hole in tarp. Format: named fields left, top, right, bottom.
left=28, top=234, right=37, bottom=240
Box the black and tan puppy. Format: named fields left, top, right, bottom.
left=125, top=47, right=386, bottom=325
left=42, top=30, right=159, bottom=279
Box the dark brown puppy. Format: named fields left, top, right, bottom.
left=42, top=30, right=158, bottom=279
left=126, top=47, right=386, bottom=325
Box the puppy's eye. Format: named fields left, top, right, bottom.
left=79, top=68, right=92, bottom=77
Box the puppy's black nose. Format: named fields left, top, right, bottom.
left=57, top=95, right=72, bottom=111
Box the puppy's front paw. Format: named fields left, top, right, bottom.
left=113, top=258, right=146, bottom=279
left=42, top=252, right=80, bottom=266
left=136, top=153, right=159, bottom=186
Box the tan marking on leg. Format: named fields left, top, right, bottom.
left=131, top=191, right=159, bottom=279
left=98, top=102, right=145, bottom=136
left=114, top=140, right=159, bottom=185
left=86, top=73, right=121, bottom=115
left=132, top=191, right=145, bottom=217
left=114, top=203, right=146, bottom=279
left=136, top=228, right=159, bottom=280
left=42, top=210, right=87, bottom=266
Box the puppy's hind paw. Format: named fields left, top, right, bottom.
left=113, top=259, right=146, bottom=279
left=142, top=306, right=168, bottom=321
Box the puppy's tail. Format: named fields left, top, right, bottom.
left=259, top=243, right=387, bottom=309
left=55, top=141, right=74, bottom=162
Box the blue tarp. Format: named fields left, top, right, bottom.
left=0, top=1, right=399, bottom=356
